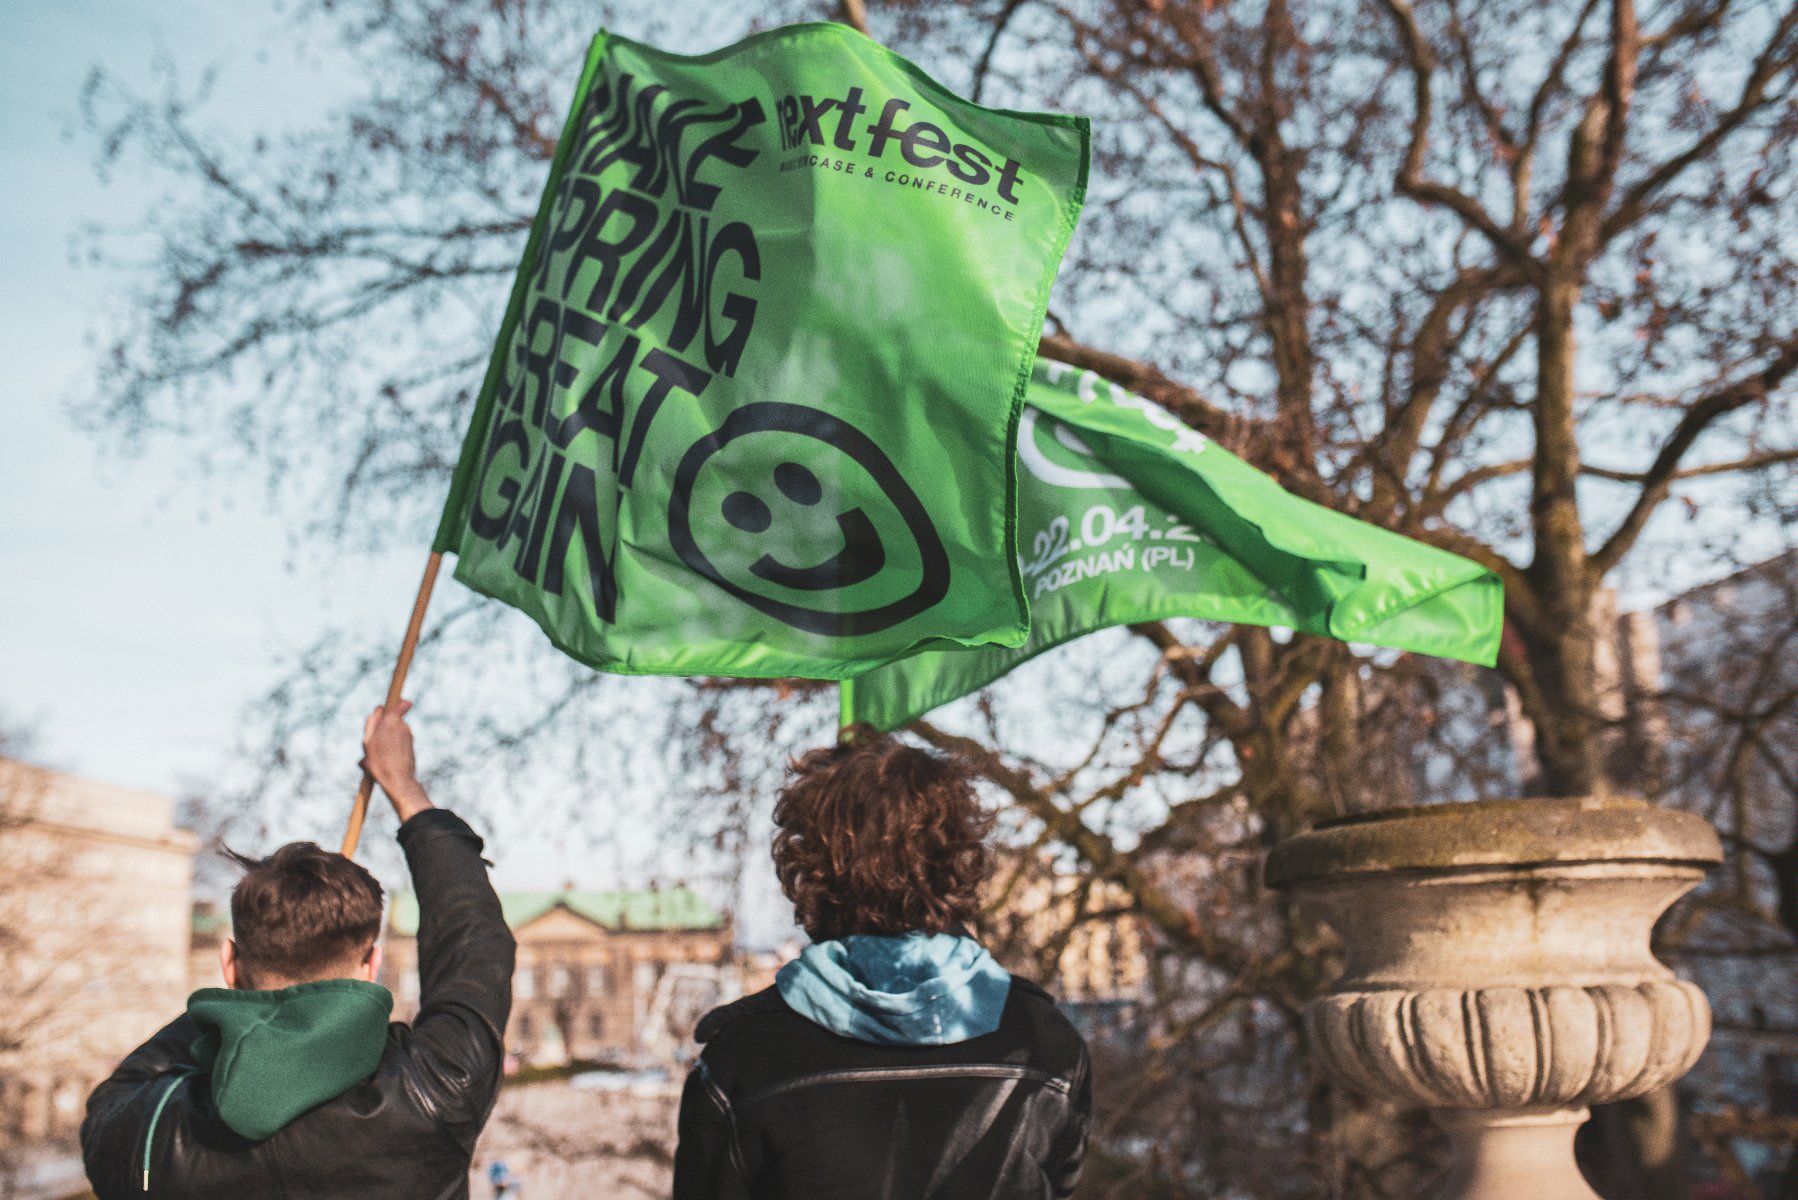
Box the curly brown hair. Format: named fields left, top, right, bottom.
left=772, top=725, right=994, bottom=942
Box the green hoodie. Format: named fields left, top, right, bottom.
left=186, top=980, right=394, bottom=1141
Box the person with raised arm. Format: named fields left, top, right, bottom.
left=82, top=702, right=515, bottom=1199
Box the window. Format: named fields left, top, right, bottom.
left=547, top=964, right=572, bottom=998
left=516, top=967, right=536, bottom=1000
left=516, top=1015, right=533, bottom=1041
left=586, top=965, right=608, bottom=995
left=587, top=1013, right=604, bottom=1040
left=400, top=970, right=419, bottom=1002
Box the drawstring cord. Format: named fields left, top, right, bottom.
left=142, top=1074, right=187, bottom=1192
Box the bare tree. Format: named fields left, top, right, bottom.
left=76, top=0, right=1798, bottom=1195
left=0, top=726, right=60, bottom=1197
left=0, top=734, right=170, bottom=1196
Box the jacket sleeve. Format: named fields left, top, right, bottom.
left=672, top=1057, right=754, bottom=1200
left=397, top=808, right=516, bottom=1130
left=82, top=1016, right=201, bottom=1199
left=1049, top=1046, right=1094, bottom=1200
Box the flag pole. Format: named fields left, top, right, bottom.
left=341, top=551, right=444, bottom=859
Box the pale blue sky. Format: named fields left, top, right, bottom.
left=0, top=1, right=623, bottom=895
left=2, top=1, right=358, bottom=785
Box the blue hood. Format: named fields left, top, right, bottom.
left=776, top=932, right=1011, bottom=1046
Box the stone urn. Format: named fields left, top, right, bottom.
left=1265, top=797, right=1722, bottom=1200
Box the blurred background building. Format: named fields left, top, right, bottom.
left=983, top=861, right=1149, bottom=1043
left=381, top=886, right=734, bottom=1068
left=0, top=762, right=196, bottom=1192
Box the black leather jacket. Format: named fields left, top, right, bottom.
left=674, top=976, right=1091, bottom=1200
left=81, top=809, right=515, bottom=1200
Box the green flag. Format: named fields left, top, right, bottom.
left=842, top=360, right=1504, bottom=730
left=432, top=24, right=1088, bottom=678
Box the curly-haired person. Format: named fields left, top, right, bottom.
left=673, top=727, right=1092, bottom=1200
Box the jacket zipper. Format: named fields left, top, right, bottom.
left=141, top=1074, right=186, bottom=1193
left=742, top=1063, right=1072, bottom=1107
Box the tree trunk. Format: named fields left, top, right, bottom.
left=1526, top=274, right=1602, bottom=797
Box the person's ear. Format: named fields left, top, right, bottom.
left=220, top=939, right=241, bottom=989
left=361, top=944, right=383, bottom=984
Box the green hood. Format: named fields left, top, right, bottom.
left=187, top=980, right=393, bottom=1141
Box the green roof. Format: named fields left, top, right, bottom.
left=388, top=887, right=722, bottom=937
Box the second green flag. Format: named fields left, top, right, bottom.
left=843, top=361, right=1504, bottom=730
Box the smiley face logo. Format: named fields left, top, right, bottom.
left=668, top=402, right=950, bottom=637
left=719, top=460, right=889, bottom=591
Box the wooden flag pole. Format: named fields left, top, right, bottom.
left=341, top=551, right=444, bottom=859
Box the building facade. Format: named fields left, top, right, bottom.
left=0, top=761, right=198, bottom=1147
left=380, top=887, right=733, bottom=1067
left=982, top=857, right=1149, bottom=1040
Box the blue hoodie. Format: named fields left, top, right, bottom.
left=776, top=932, right=1012, bottom=1046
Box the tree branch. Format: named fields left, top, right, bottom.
left=1377, top=0, right=1542, bottom=272
left=1517, top=0, right=1603, bottom=228
left=911, top=719, right=1252, bottom=972
left=1592, top=334, right=1798, bottom=575
left=1369, top=262, right=1525, bottom=519
left=1581, top=448, right=1798, bottom=484
left=971, top=0, right=1029, bottom=103
left=1037, top=333, right=1251, bottom=451
left=1598, top=3, right=1798, bottom=246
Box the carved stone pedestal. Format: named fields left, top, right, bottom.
left=1266, top=797, right=1722, bottom=1200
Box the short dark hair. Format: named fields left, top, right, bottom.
left=772, top=726, right=994, bottom=942
left=226, top=842, right=384, bottom=987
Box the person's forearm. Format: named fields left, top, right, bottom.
left=384, top=779, right=434, bottom=823
left=395, top=810, right=515, bottom=1128
left=402, top=811, right=514, bottom=1026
